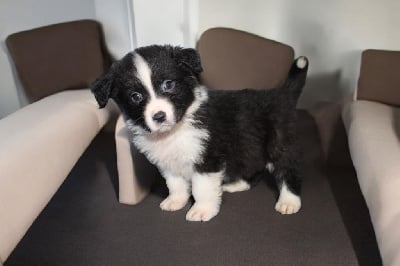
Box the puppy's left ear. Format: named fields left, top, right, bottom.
left=176, top=48, right=203, bottom=76
left=91, top=71, right=114, bottom=108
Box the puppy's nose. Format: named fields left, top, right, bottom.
left=152, top=111, right=166, bottom=123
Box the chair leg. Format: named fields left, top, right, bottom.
left=115, top=115, right=151, bottom=204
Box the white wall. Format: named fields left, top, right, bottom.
left=0, top=0, right=97, bottom=118
left=1, top=1, right=399, bottom=117
left=94, top=0, right=136, bottom=59
left=132, top=0, right=198, bottom=48
left=199, top=0, right=400, bottom=108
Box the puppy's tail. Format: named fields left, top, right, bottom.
left=280, top=56, right=309, bottom=101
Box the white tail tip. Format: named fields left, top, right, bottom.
left=296, top=56, right=308, bottom=69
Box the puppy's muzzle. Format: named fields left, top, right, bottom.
left=153, top=111, right=167, bottom=123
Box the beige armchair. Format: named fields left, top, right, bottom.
left=342, top=49, right=400, bottom=266
left=0, top=20, right=117, bottom=263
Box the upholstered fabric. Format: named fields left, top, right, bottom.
left=342, top=100, right=400, bottom=266
left=6, top=20, right=111, bottom=103
left=6, top=111, right=383, bottom=265
left=357, top=50, right=400, bottom=106
left=197, top=28, right=294, bottom=90
left=116, top=116, right=155, bottom=204
left=0, top=89, right=115, bottom=262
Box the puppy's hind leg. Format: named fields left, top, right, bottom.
left=275, top=180, right=301, bottom=215
left=268, top=132, right=302, bottom=215
left=272, top=162, right=302, bottom=215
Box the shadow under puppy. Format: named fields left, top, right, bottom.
left=91, top=45, right=309, bottom=222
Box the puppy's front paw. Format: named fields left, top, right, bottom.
left=160, top=195, right=188, bottom=211
left=186, top=203, right=220, bottom=222
left=275, top=195, right=301, bottom=215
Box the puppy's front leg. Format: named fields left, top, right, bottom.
left=186, top=171, right=223, bottom=222
left=160, top=173, right=190, bottom=211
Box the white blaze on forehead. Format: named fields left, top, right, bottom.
left=133, top=53, right=156, bottom=99
left=133, top=53, right=176, bottom=133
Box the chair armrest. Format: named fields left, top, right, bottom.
left=342, top=100, right=400, bottom=266
left=0, top=89, right=111, bottom=262
left=115, top=115, right=156, bottom=204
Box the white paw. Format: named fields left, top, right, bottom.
left=160, top=195, right=188, bottom=211
left=275, top=195, right=301, bottom=215
left=186, top=203, right=220, bottom=222
left=222, top=179, right=250, bottom=193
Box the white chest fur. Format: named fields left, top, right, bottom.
left=128, top=120, right=209, bottom=179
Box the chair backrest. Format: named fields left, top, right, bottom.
left=6, top=20, right=112, bottom=103
left=357, top=49, right=400, bottom=106
left=197, top=28, right=294, bottom=90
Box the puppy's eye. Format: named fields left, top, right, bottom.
left=130, top=92, right=143, bottom=104
left=161, top=80, right=175, bottom=92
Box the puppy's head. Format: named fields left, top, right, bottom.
left=91, top=45, right=203, bottom=134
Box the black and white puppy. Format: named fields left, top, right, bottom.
left=91, top=45, right=308, bottom=222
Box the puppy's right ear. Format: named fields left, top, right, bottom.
left=91, top=71, right=114, bottom=108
